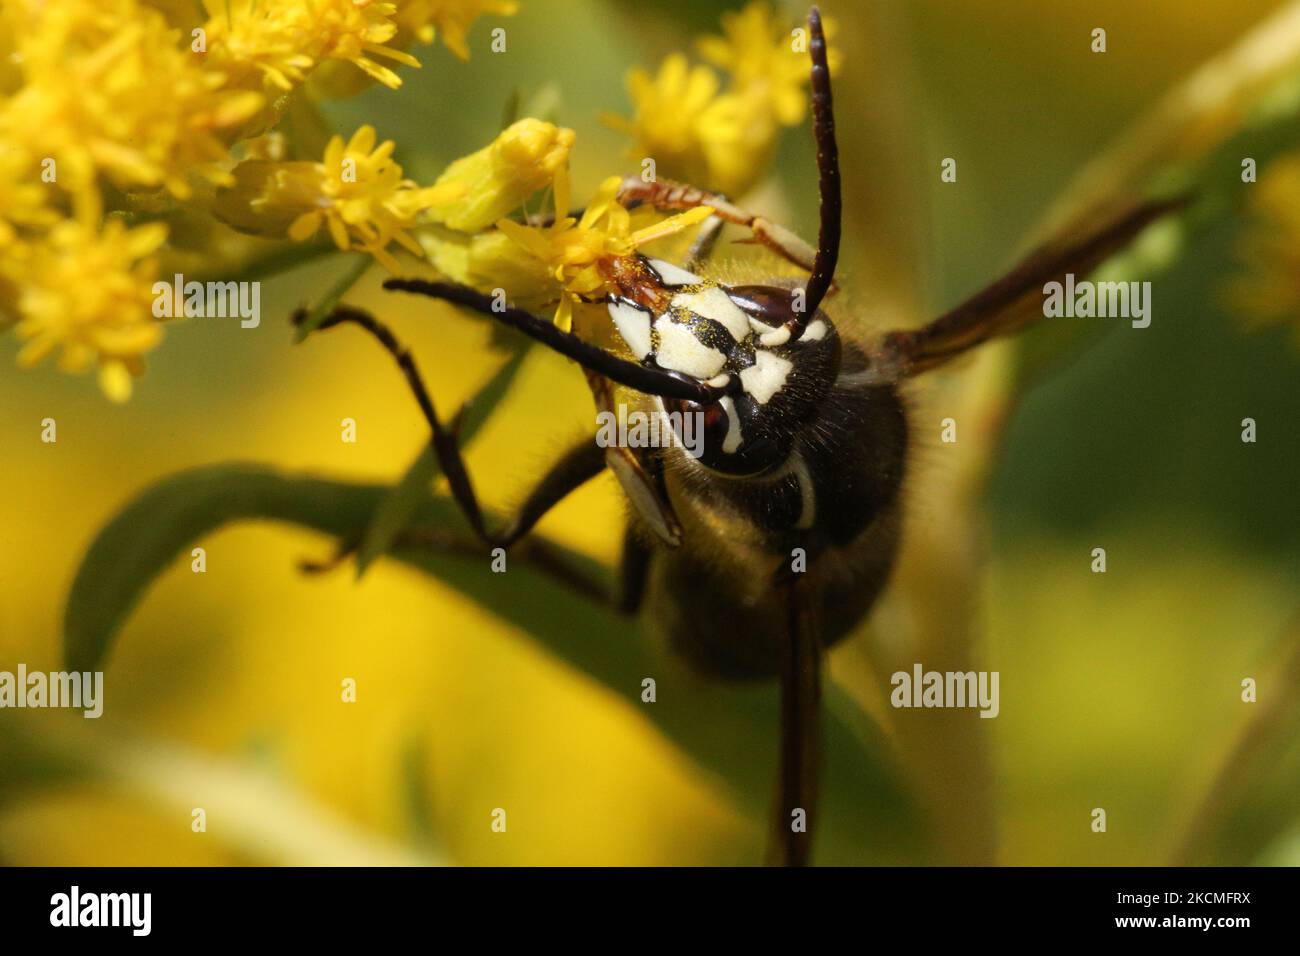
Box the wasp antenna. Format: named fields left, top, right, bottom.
left=799, top=5, right=841, bottom=331
left=383, top=278, right=724, bottom=403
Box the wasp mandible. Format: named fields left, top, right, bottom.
left=302, top=7, right=1176, bottom=866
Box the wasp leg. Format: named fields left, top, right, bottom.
left=520, top=526, right=651, bottom=614
left=617, top=526, right=652, bottom=615
left=297, top=304, right=605, bottom=549
left=683, top=214, right=725, bottom=271
left=616, top=176, right=833, bottom=289
left=766, top=575, right=823, bottom=867
left=377, top=518, right=651, bottom=617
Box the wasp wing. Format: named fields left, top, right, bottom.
left=876, top=196, right=1186, bottom=379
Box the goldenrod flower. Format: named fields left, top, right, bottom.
left=0, top=0, right=491, bottom=400
left=608, top=54, right=728, bottom=192
left=609, top=1, right=834, bottom=196
left=396, top=0, right=520, bottom=60
left=493, top=170, right=711, bottom=329
left=8, top=219, right=168, bottom=402
left=223, top=125, right=461, bottom=271
left=202, top=0, right=420, bottom=94
left=419, top=228, right=557, bottom=310
left=426, top=119, right=575, bottom=232
left=1, top=0, right=263, bottom=201
left=696, top=1, right=837, bottom=127
left=0, top=150, right=59, bottom=248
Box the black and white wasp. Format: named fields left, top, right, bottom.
left=302, top=8, right=1175, bottom=865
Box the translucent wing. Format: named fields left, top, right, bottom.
left=874, top=196, right=1185, bottom=379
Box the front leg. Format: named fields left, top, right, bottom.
left=296, top=304, right=607, bottom=549
left=617, top=176, right=828, bottom=286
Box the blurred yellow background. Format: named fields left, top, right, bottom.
left=2, top=0, right=1299, bottom=866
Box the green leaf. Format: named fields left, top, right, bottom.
left=63, top=464, right=926, bottom=862
left=63, top=466, right=386, bottom=674
left=499, top=88, right=520, bottom=130
left=292, top=254, right=373, bottom=341
left=453, top=346, right=529, bottom=444
left=353, top=347, right=528, bottom=576
left=1170, top=615, right=1300, bottom=865
left=354, top=446, right=441, bottom=577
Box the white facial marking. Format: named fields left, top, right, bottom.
left=647, top=258, right=702, bottom=287
left=670, top=286, right=750, bottom=340
left=799, top=318, right=828, bottom=341
left=705, top=373, right=731, bottom=388
left=653, top=315, right=726, bottom=379
left=718, top=395, right=743, bottom=454
left=608, top=300, right=652, bottom=359
left=739, top=349, right=793, bottom=404
left=758, top=326, right=792, bottom=348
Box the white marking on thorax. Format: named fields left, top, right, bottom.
left=739, top=349, right=793, bottom=404
left=670, top=286, right=750, bottom=341
left=646, top=258, right=702, bottom=287
left=653, top=315, right=726, bottom=379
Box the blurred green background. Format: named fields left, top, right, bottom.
left=2, top=0, right=1298, bottom=865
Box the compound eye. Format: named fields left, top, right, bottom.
left=695, top=400, right=734, bottom=459
left=662, top=397, right=730, bottom=463
left=662, top=395, right=779, bottom=476
left=724, top=284, right=799, bottom=336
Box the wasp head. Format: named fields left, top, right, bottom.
left=607, top=261, right=841, bottom=476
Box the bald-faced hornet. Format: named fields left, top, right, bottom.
left=303, top=8, right=1176, bottom=865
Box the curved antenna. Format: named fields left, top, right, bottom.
left=797, top=6, right=841, bottom=334
left=383, top=279, right=724, bottom=403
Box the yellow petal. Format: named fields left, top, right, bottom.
left=496, top=217, right=557, bottom=261
left=427, top=120, right=575, bottom=232
left=288, top=211, right=323, bottom=242
left=629, top=206, right=713, bottom=246
left=99, top=361, right=134, bottom=403
left=553, top=294, right=573, bottom=332
left=328, top=214, right=352, bottom=251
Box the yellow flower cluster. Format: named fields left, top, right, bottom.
left=1, top=0, right=804, bottom=401
left=397, top=0, right=521, bottom=61
left=239, top=117, right=707, bottom=329
left=414, top=3, right=824, bottom=330
left=491, top=170, right=710, bottom=331
left=0, top=0, right=515, bottom=399
left=202, top=0, right=419, bottom=97
left=608, top=1, right=838, bottom=196
left=216, top=125, right=461, bottom=272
